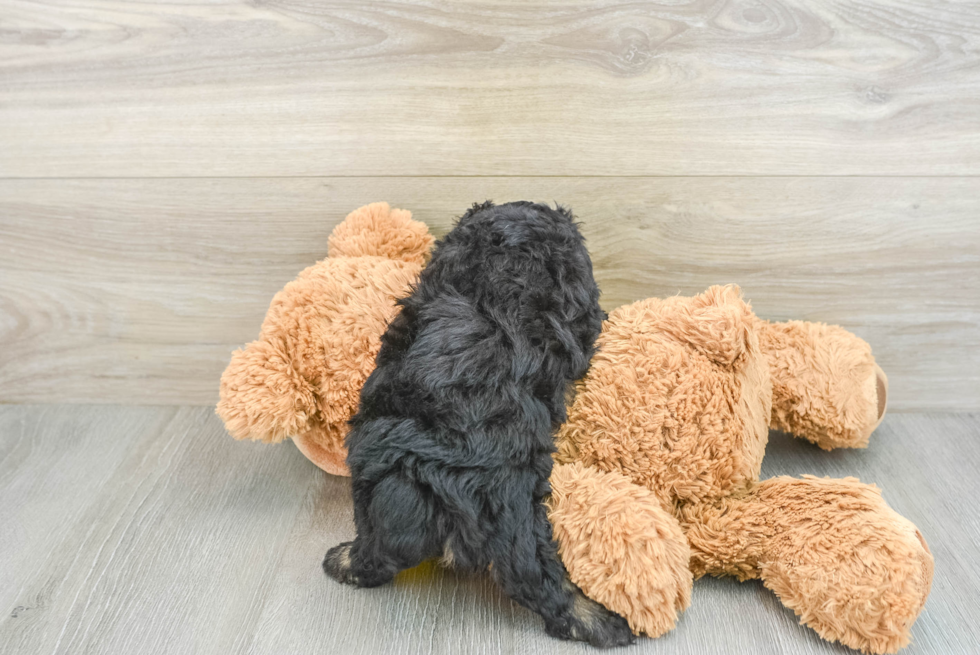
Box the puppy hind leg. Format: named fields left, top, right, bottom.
left=324, top=471, right=437, bottom=588
left=490, top=502, right=634, bottom=648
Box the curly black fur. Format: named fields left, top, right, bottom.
left=323, top=201, right=634, bottom=647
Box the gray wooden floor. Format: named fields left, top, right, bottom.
left=0, top=406, right=977, bottom=655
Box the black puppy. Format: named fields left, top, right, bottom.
left=323, top=201, right=633, bottom=647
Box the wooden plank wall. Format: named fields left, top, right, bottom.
left=1, top=1, right=978, bottom=410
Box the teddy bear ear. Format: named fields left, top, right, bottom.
left=670, top=285, right=756, bottom=367
left=327, top=202, right=434, bottom=265
left=216, top=338, right=317, bottom=444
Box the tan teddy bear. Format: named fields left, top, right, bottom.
left=218, top=203, right=932, bottom=654
left=547, top=284, right=932, bottom=653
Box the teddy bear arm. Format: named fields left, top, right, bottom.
left=681, top=476, right=933, bottom=654
left=756, top=319, right=888, bottom=449
left=547, top=462, right=693, bottom=638
left=217, top=338, right=317, bottom=444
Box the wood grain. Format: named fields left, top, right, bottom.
left=1, top=1, right=975, bottom=651
left=1, top=405, right=977, bottom=654
left=1, top=176, right=977, bottom=410
left=1, top=0, right=979, bottom=177
left=0, top=405, right=318, bottom=654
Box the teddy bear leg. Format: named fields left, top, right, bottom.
left=548, top=462, right=693, bottom=638
left=756, top=319, right=888, bottom=449
left=490, top=499, right=635, bottom=648
left=681, top=476, right=933, bottom=654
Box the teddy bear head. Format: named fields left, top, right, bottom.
left=216, top=203, right=433, bottom=475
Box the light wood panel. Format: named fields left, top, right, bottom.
left=1, top=405, right=977, bottom=654
left=1, top=0, right=979, bottom=177
left=1, top=176, right=977, bottom=410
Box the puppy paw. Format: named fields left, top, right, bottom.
left=547, top=592, right=636, bottom=648
left=322, top=542, right=359, bottom=586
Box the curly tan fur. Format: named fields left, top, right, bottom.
left=758, top=319, right=887, bottom=449
left=680, top=476, right=933, bottom=654
left=327, top=201, right=433, bottom=264
left=555, top=286, right=771, bottom=508
left=548, top=462, right=692, bottom=638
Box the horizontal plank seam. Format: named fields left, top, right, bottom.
left=2, top=175, right=980, bottom=181
left=1, top=401, right=976, bottom=416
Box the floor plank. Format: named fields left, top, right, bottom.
left=0, top=406, right=317, bottom=655
left=1, top=406, right=977, bottom=654
left=0, top=406, right=177, bottom=627
left=1, top=1, right=978, bottom=176
left=2, top=177, right=977, bottom=410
